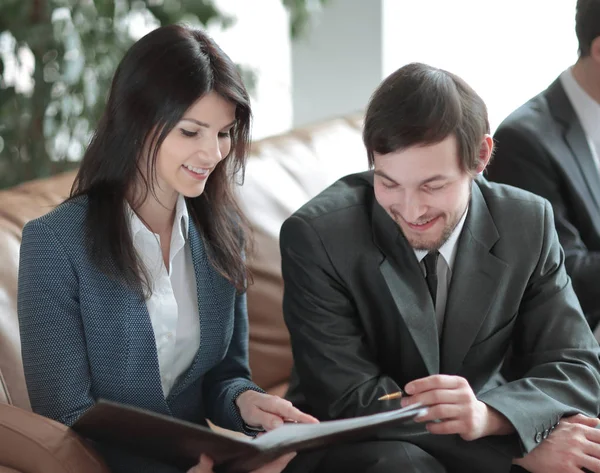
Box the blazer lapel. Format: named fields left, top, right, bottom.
left=440, top=183, right=508, bottom=374
left=168, top=219, right=235, bottom=400
left=125, top=286, right=172, bottom=413
left=546, top=79, right=600, bottom=211
left=372, top=200, right=440, bottom=375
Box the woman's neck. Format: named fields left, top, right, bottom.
left=130, top=190, right=178, bottom=236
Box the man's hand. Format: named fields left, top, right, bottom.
left=188, top=453, right=297, bottom=473
left=236, top=390, right=319, bottom=431
left=513, top=414, right=600, bottom=473
left=401, top=374, right=513, bottom=441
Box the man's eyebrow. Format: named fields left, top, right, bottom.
left=180, top=118, right=236, bottom=129
left=374, top=170, right=448, bottom=186
left=374, top=170, right=398, bottom=184
left=419, top=175, right=447, bottom=185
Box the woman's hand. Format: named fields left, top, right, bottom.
left=235, top=390, right=319, bottom=431
left=187, top=454, right=214, bottom=473
left=187, top=392, right=314, bottom=472
left=187, top=453, right=297, bottom=473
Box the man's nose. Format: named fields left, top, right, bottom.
left=399, top=191, right=427, bottom=223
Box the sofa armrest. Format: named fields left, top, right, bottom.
left=0, top=404, right=110, bottom=473
left=0, top=467, right=20, bottom=473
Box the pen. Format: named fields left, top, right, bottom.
left=378, top=388, right=407, bottom=401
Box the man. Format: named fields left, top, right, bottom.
left=486, top=0, right=600, bottom=331
left=280, top=63, right=600, bottom=473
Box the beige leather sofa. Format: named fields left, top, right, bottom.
left=0, top=113, right=366, bottom=471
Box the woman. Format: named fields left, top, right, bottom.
left=17, top=24, right=315, bottom=473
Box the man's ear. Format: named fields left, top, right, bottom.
left=475, top=135, right=494, bottom=174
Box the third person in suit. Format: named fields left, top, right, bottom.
left=486, top=0, right=600, bottom=331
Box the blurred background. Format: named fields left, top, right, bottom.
left=0, top=0, right=579, bottom=189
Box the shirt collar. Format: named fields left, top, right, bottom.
left=174, top=193, right=190, bottom=238
left=560, top=68, right=600, bottom=145
left=414, top=206, right=469, bottom=271
left=127, top=202, right=146, bottom=238
left=127, top=194, right=190, bottom=239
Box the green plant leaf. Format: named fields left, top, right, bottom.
left=0, top=0, right=327, bottom=188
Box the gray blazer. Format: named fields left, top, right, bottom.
left=281, top=172, right=600, bottom=473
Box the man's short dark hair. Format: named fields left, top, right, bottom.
left=363, top=63, right=490, bottom=174
left=576, top=0, right=600, bottom=57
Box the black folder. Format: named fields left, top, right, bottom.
left=73, top=399, right=426, bottom=472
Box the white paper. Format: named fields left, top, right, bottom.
left=254, top=403, right=426, bottom=449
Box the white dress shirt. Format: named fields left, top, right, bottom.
left=414, top=208, right=469, bottom=336
left=128, top=194, right=201, bottom=396
left=560, top=68, right=600, bottom=168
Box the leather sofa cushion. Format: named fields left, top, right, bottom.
left=0, top=172, right=75, bottom=409
left=0, top=467, right=20, bottom=473
left=0, top=171, right=76, bottom=410
left=0, top=403, right=109, bottom=473
left=240, top=115, right=366, bottom=392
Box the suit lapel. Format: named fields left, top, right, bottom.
left=168, top=218, right=234, bottom=400
left=372, top=200, right=440, bottom=375
left=546, top=79, right=600, bottom=211
left=440, top=183, right=508, bottom=374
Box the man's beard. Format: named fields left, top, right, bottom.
left=397, top=187, right=471, bottom=251
left=395, top=204, right=468, bottom=251
left=408, top=218, right=456, bottom=251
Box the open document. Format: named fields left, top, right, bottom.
left=73, top=399, right=427, bottom=472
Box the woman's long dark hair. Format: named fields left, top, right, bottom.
left=70, top=24, right=252, bottom=294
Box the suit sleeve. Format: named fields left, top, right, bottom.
left=489, top=126, right=600, bottom=327
left=202, top=291, right=265, bottom=433
left=17, top=219, right=95, bottom=427
left=281, top=215, right=404, bottom=421
left=478, top=200, right=600, bottom=454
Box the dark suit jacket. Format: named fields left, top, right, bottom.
left=280, top=172, right=600, bottom=473
left=487, top=78, right=600, bottom=328
left=18, top=196, right=260, bottom=473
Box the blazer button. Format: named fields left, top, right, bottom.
left=535, top=432, right=543, bottom=443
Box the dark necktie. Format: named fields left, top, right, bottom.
left=423, top=251, right=439, bottom=307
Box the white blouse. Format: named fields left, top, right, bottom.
left=128, top=195, right=201, bottom=396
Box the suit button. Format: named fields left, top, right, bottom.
left=535, top=432, right=542, bottom=443
left=543, top=429, right=549, bottom=439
